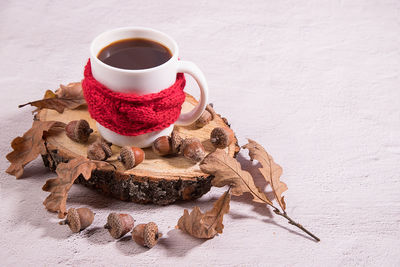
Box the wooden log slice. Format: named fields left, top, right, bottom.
left=38, top=94, right=239, bottom=205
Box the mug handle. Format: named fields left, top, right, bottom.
left=175, top=60, right=209, bottom=126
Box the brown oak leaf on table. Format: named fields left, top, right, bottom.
left=6, top=120, right=66, bottom=179
left=42, top=157, right=109, bottom=218
left=200, top=149, right=273, bottom=205
left=243, top=139, right=288, bottom=210
left=19, top=82, right=86, bottom=113
left=177, top=189, right=231, bottom=239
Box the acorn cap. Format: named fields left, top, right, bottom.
left=210, top=127, right=234, bottom=149
left=98, top=140, right=113, bottom=158
left=144, top=222, right=161, bottom=248
left=171, top=131, right=183, bottom=154
left=66, top=208, right=81, bottom=233
left=119, top=146, right=136, bottom=169
left=74, top=120, right=93, bottom=143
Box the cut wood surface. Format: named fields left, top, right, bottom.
left=38, top=94, right=239, bottom=205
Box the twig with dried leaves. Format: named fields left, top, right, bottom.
left=178, top=139, right=320, bottom=242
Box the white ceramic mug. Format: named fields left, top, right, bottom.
left=89, top=27, right=208, bottom=148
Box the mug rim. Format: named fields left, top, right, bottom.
left=90, top=26, right=179, bottom=74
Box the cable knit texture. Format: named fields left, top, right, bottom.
left=82, top=60, right=186, bottom=136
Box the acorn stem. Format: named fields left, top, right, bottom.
left=155, top=233, right=163, bottom=239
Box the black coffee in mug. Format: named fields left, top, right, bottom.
left=97, top=38, right=172, bottom=70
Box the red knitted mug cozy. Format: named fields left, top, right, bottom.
left=82, top=60, right=186, bottom=136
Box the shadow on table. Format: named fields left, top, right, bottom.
left=83, top=226, right=114, bottom=245
left=2, top=169, right=72, bottom=240
left=1, top=113, right=69, bottom=239
left=158, top=229, right=206, bottom=257
left=173, top=194, right=220, bottom=210
left=2, top=117, right=124, bottom=240
left=114, top=235, right=149, bottom=255
left=2, top=171, right=118, bottom=240
left=82, top=226, right=205, bottom=256
left=76, top=226, right=149, bottom=255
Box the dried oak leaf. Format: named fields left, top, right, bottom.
left=30, top=90, right=57, bottom=113
left=6, top=120, right=66, bottom=179
left=200, top=149, right=272, bottom=205
left=243, top=139, right=288, bottom=210
left=43, top=89, right=57, bottom=99
left=55, top=82, right=84, bottom=99
left=19, top=82, right=86, bottom=113
left=42, top=157, right=108, bottom=218
left=177, top=189, right=231, bottom=238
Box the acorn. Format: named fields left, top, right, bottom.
left=170, top=131, right=183, bottom=154
left=65, top=119, right=93, bottom=143
left=118, top=146, right=145, bottom=169
left=194, top=104, right=216, bottom=128
left=195, top=110, right=212, bottom=128
left=182, top=137, right=205, bottom=162
left=59, top=207, right=94, bottom=233
left=87, top=139, right=113, bottom=161
left=152, top=136, right=172, bottom=156
left=210, top=127, right=235, bottom=149
left=104, top=213, right=135, bottom=239
left=132, top=222, right=162, bottom=248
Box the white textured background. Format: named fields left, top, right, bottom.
left=1, top=0, right=399, bottom=266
